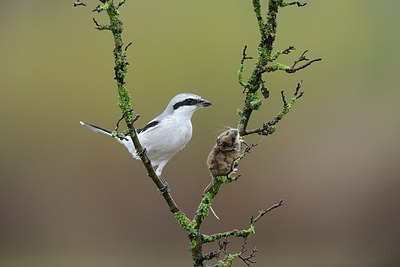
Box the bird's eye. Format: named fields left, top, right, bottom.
left=186, top=98, right=195, bottom=104
left=225, top=131, right=229, bottom=135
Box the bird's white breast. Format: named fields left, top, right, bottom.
left=137, top=116, right=192, bottom=165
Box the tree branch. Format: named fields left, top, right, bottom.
left=73, top=1, right=86, bottom=7
left=202, top=200, right=284, bottom=244
left=280, top=1, right=307, bottom=8
left=238, top=237, right=258, bottom=266
left=80, top=0, right=185, bottom=219
left=287, top=50, right=322, bottom=73
left=237, top=0, right=320, bottom=137
left=76, top=1, right=318, bottom=266
left=244, top=81, right=304, bottom=136
left=238, top=45, right=253, bottom=90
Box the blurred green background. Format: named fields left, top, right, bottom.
left=1, top=1, right=399, bottom=266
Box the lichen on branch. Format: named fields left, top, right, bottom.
left=74, top=1, right=320, bottom=266
left=74, top=0, right=183, bottom=217
left=237, top=0, right=321, bottom=138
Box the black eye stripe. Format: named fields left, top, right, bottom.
left=173, top=98, right=201, bottom=110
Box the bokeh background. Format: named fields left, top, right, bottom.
left=1, top=1, right=399, bottom=266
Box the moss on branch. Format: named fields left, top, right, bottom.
left=237, top=0, right=319, bottom=137
left=75, top=1, right=318, bottom=266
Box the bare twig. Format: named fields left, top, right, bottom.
left=125, top=42, right=133, bottom=51
left=252, top=200, right=284, bottom=225
left=260, top=79, right=269, bottom=99
left=202, top=199, right=284, bottom=245
left=281, top=1, right=307, bottom=7
left=114, top=109, right=140, bottom=135
left=238, top=45, right=253, bottom=90
left=117, top=0, right=127, bottom=9
left=282, top=45, right=296, bottom=54
left=92, top=18, right=111, bottom=31
left=242, top=138, right=263, bottom=154
left=244, top=80, right=304, bottom=136
left=239, top=237, right=258, bottom=266
left=287, top=50, right=322, bottom=73
left=203, top=238, right=230, bottom=261
left=73, top=1, right=87, bottom=7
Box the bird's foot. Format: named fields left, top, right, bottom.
left=159, top=184, right=171, bottom=195
left=137, top=148, right=147, bottom=158
left=158, top=176, right=171, bottom=195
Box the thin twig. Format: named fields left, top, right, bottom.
left=73, top=1, right=87, bottom=7
left=117, top=0, right=127, bottom=9
left=281, top=1, right=307, bottom=7
left=239, top=45, right=253, bottom=90
left=239, top=237, right=258, bottom=266
left=282, top=45, right=295, bottom=54
left=252, top=200, right=284, bottom=225
left=287, top=50, right=322, bottom=73
left=244, top=80, right=304, bottom=136
left=125, top=42, right=133, bottom=51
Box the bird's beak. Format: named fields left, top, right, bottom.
left=198, top=99, right=212, bottom=107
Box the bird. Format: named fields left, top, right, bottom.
left=80, top=93, right=212, bottom=192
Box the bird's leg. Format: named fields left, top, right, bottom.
left=137, top=147, right=147, bottom=158
left=155, top=163, right=170, bottom=194
left=158, top=176, right=170, bottom=194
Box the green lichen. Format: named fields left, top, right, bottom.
left=250, top=98, right=262, bottom=110
left=190, top=239, right=197, bottom=250
left=201, top=235, right=213, bottom=243
left=215, top=253, right=241, bottom=267
left=242, top=225, right=255, bottom=236
left=196, top=192, right=213, bottom=220
left=174, top=211, right=195, bottom=235
left=267, top=62, right=290, bottom=72
left=266, top=125, right=276, bottom=135
left=76, top=1, right=312, bottom=266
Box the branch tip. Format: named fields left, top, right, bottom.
left=92, top=4, right=107, bottom=13
left=287, top=50, right=321, bottom=73
left=260, top=79, right=269, bottom=99
left=283, top=1, right=307, bottom=7
left=252, top=199, right=284, bottom=225
left=242, top=45, right=253, bottom=60
left=92, top=17, right=100, bottom=27
left=125, top=42, right=133, bottom=51
left=282, top=45, right=296, bottom=55
left=239, top=238, right=258, bottom=267
left=117, top=0, right=127, bottom=9
left=280, top=90, right=287, bottom=107
left=294, top=80, right=303, bottom=98
left=73, top=1, right=86, bottom=7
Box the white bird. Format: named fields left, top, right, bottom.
left=80, top=93, right=211, bottom=190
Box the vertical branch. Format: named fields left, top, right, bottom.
left=237, top=0, right=310, bottom=137
left=238, top=0, right=280, bottom=135
left=88, top=0, right=184, bottom=217
left=75, top=1, right=317, bottom=266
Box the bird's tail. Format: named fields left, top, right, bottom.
left=80, top=121, right=113, bottom=137
left=79, top=121, right=137, bottom=157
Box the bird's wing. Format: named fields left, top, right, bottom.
left=137, top=120, right=160, bottom=133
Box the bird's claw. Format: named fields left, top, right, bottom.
left=158, top=176, right=170, bottom=195
left=138, top=148, right=147, bottom=158
left=159, top=184, right=170, bottom=195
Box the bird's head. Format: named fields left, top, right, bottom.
left=163, top=93, right=212, bottom=118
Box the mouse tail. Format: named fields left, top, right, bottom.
left=210, top=206, right=220, bottom=220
